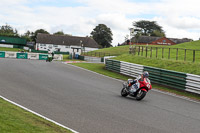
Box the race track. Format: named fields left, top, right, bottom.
left=0, top=58, right=200, bottom=133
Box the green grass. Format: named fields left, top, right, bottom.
left=84, top=40, right=200, bottom=58
left=72, top=63, right=129, bottom=80
left=71, top=63, right=200, bottom=101
left=113, top=54, right=200, bottom=75
left=83, top=40, right=200, bottom=75
left=82, top=45, right=129, bottom=57
left=0, top=47, right=27, bottom=52
left=0, top=98, right=72, bottom=133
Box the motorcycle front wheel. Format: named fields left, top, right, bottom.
left=121, top=87, right=128, bottom=97
left=136, top=90, right=147, bottom=101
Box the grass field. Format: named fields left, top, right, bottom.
left=0, top=47, right=26, bottom=52
left=85, top=41, right=200, bottom=75
left=113, top=54, right=200, bottom=75
left=82, top=45, right=129, bottom=57
left=0, top=98, right=72, bottom=133
left=83, top=40, right=200, bottom=58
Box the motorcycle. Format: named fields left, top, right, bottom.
left=121, top=77, right=152, bottom=101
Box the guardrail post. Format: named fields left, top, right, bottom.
left=162, top=48, right=164, bottom=58
left=176, top=48, right=178, bottom=60
left=168, top=48, right=170, bottom=59
left=150, top=47, right=152, bottom=58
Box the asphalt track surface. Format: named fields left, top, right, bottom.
left=0, top=58, right=200, bottom=133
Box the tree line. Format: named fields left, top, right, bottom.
left=0, top=20, right=165, bottom=48
left=0, top=24, right=66, bottom=42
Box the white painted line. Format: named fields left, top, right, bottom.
left=64, top=62, right=200, bottom=104
left=0, top=95, right=79, bottom=133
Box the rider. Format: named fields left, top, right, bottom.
left=128, top=71, right=149, bottom=87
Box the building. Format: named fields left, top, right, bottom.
left=0, top=36, right=27, bottom=48
left=123, top=36, right=192, bottom=45
left=36, top=33, right=99, bottom=54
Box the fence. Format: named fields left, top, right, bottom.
left=130, top=46, right=200, bottom=62
left=105, top=59, right=200, bottom=94
left=78, top=55, right=104, bottom=63
left=82, top=51, right=115, bottom=57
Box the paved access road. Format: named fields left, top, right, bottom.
left=0, top=58, right=200, bottom=133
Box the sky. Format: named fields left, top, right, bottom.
left=1, top=0, right=200, bottom=46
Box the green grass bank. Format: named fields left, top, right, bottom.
left=0, top=98, right=72, bottom=133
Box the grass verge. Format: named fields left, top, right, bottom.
left=71, top=63, right=200, bottom=101
left=113, top=54, right=200, bottom=75
left=0, top=47, right=27, bottom=52
left=0, top=98, right=73, bottom=133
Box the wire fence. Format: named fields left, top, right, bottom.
left=130, top=46, right=200, bottom=62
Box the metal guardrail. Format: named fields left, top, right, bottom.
left=120, top=61, right=143, bottom=78
left=186, top=74, right=200, bottom=94
left=144, top=66, right=187, bottom=90
left=84, top=56, right=102, bottom=63
left=105, top=59, right=200, bottom=94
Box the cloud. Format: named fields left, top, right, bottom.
left=1, top=0, right=200, bottom=46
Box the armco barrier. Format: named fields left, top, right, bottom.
left=0, top=51, right=5, bottom=58
left=105, top=59, right=200, bottom=94
left=120, top=61, right=143, bottom=78
left=105, top=59, right=120, bottom=73
left=186, top=74, right=200, bottom=94
left=78, top=55, right=85, bottom=60
left=144, top=66, right=186, bottom=90
left=84, top=56, right=103, bottom=63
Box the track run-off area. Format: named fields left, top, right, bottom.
left=0, top=58, right=200, bottom=133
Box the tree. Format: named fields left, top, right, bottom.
left=151, top=30, right=165, bottom=37
left=53, top=31, right=64, bottom=35
left=90, top=24, right=113, bottom=48
left=133, top=20, right=165, bottom=37
left=0, top=24, right=19, bottom=37
left=31, top=29, right=49, bottom=41
left=21, top=30, right=32, bottom=41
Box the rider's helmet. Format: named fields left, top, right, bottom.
left=143, top=71, right=149, bottom=78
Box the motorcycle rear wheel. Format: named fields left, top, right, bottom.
left=136, top=90, right=146, bottom=101
left=121, top=88, right=128, bottom=97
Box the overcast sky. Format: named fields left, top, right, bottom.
left=1, top=0, right=200, bottom=46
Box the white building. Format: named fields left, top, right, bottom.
left=36, top=33, right=99, bottom=54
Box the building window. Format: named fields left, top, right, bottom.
left=40, top=44, right=46, bottom=46
left=65, top=46, right=70, bottom=48
left=163, top=40, right=166, bottom=43
left=54, top=45, right=58, bottom=47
